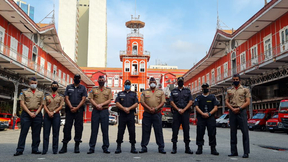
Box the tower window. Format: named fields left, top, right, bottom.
left=140, top=61, right=145, bottom=72
left=124, top=61, right=130, bottom=72
left=132, top=45, right=137, bottom=55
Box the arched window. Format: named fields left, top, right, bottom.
left=124, top=60, right=130, bottom=72
left=132, top=42, right=138, bottom=55
left=140, top=61, right=145, bottom=72
left=132, top=60, right=138, bottom=75
left=32, top=45, right=38, bottom=63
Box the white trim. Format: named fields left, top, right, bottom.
left=263, top=34, right=272, bottom=60
left=124, top=60, right=130, bottom=72
left=224, top=62, right=228, bottom=78
left=10, top=36, right=18, bottom=60
left=240, top=52, right=246, bottom=71
left=22, top=45, right=29, bottom=66
left=250, top=44, right=258, bottom=65
left=139, top=60, right=145, bottom=73
left=206, top=73, right=210, bottom=85
left=0, top=26, right=5, bottom=53
left=279, top=26, right=288, bottom=52
left=211, top=69, right=215, bottom=85
left=217, top=66, right=221, bottom=81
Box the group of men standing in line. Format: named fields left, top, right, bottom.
left=13, top=73, right=251, bottom=158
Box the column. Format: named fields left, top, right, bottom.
left=12, top=81, right=19, bottom=116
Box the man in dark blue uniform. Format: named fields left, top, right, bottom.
left=114, top=80, right=138, bottom=154
left=194, top=83, right=219, bottom=155
left=170, top=77, right=193, bottom=154
left=14, top=77, right=44, bottom=156
left=59, top=74, right=87, bottom=154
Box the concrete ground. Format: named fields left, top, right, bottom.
left=0, top=123, right=287, bottom=162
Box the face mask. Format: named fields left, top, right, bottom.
left=203, top=89, right=209, bottom=94
left=233, top=81, right=240, bottom=86
left=178, top=81, right=184, bottom=88
left=150, top=83, right=156, bottom=88
left=52, top=87, right=58, bottom=92
left=30, top=84, right=37, bottom=89
left=74, top=79, right=80, bottom=85
left=124, top=85, right=131, bottom=90
left=98, top=81, right=105, bottom=87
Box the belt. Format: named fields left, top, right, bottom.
left=29, top=109, right=38, bottom=112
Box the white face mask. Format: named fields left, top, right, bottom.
left=150, top=83, right=156, bottom=88
left=30, top=84, right=37, bottom=89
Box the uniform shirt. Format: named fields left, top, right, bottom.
left=19, top=88, right=44, bottom=110
left=88, top=86, right=113, bottom=109
left=64, top=84, right=87, bottom=106
left=194, top=94, right=218, bottom=117
left=44, top=93, right=65, bottom=112
left=170, top=87, right=193, bottom=109
left=225, top=85, right=251, bottom=107
left=140, top=88, right=165, bottom=113
left=115, top=90, right=138, bottom=113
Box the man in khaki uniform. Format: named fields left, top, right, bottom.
left=14, top=77, right=44, bottom=156
left=139, top=77, right=166, bottom=154
left=87, top=76, right=113, bottom=154
left=225, top=74, right=251, bottom=158
left=42, top=81, right=64, bottom=155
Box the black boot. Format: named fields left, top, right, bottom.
left=59, top=143, right=67, bottom=154
left=171, top=142, right=177, bottom=154
left=130, top=144, right=138, bottom=154
left=211, top=146, right=219, bottom=155
left=196, top=145, right=203, bottom=155
left=185, top=143, right=193, bottom=154
left=115, top=144, right=122, bottom=154
left=74, top=142, right=80, bottom=153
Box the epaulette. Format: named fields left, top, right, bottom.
left=106, top=87, right=111, bottom=89
left=227, top=87, right=232, bottom=90
left=59, top=94, right=64, bottom=97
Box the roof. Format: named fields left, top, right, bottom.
left=0, top=0, right=94, bottom=86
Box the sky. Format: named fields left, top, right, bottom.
left=23, top=0, right=271, bottom=69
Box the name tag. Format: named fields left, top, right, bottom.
left=173, top=93, right=178, bottom=95
left=207, top=100, right=211, bottom=102
left=68, top=89, right=74, bottom=91
left=120, top=94, right=126, bottom=97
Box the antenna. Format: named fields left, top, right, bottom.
left=216, top=0, right=229, bottom=30
left=135, top=0, right=137, bottom=17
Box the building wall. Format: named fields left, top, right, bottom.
left=185, top=12, right=288, bottom=94
left=87, top=0, right=107, bottom=67
left=58, top=0, right=78, bottom=62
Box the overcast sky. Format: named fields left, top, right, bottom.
left=23, top=0, right=270, bottom=69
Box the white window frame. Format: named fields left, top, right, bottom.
left=47, top=62, right=51, bottom=74
left=131, top=60, right=138, bottom=75
left=140, top=84, right=145, bottom=92
left=217, top=66, right=221, bottom=81
left=67, top=74, right=70, bottom=85
left=22, top=45, right=29, bottom=66
left=224, top=62, right=228, bottom=78
left=251, top=45, right=258, bottom=65
left=53, top=65, right=57, bottom=80
left=211, top=69, right=215, bottom=85
left=263, top=34, right=272, bottom=60
left=240, top=52, right=246, bottom=71
left=140, top=61, right=145, bottom=72
left=131, top=83, right=138, bottom=92
left=40, top=57, right=45, bottom=74
left=63, top=73, right=66, bottom=85
left=124, top=60, right=130, bottom=72
left=0, top=26, right=5, bottom=53
left=58, top=69, right=62, bottom=83
left=10, top=36, right=18, bottom=60
left=107, top=77, right=113, bottom=87
left=279, top=26, right=288, bottom=52
left=202, top=76, right=205, bottom=85
left=70, top=78, right=73, bottom=84
left=114, top=76, right=119, bottom=87
left=194, top=81, right=197, bottom=91
left=198, top=77, right=201, bottom=91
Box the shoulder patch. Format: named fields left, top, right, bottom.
left=20, top=92, right=23, bottom=95
left=89, top=90, right=93, bottom=93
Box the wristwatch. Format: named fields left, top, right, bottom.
left=208, top=112, right=211, bottom=117
left=53, top=110, right=56, bottom=114
left=239, top=107, right=242, bottom=111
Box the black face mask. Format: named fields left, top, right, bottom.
left=178, top=81, right=184, bottom=88
left=233, top=81, right=240, bottom=86
left=98, top=81, right=105, bottom=87
left=74, top=79, right=80, bottom=85
left=52, top=87, right=58, bottom=92
left=203, top=89, right=209, bottom=94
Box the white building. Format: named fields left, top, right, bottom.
left=58, top=0, right=107, bottom=67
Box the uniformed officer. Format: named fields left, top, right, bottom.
left=59, top=74, right=87, bottom=154
left=114, top=80, right=138, bottom=154
left=225, top=74, right=251, bottom=158
left=87, top=75, right=113, bottom=154
left=139, top=77, right=166, bottom=154
left=42, top=81, right=64, bottom=155
left=170, top=77, right=193, bottom=154
left=14, top=77, right=44, bottom=156
left=194, top=83, right=219, bottom=155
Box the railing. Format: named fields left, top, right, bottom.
left=119, top=50, right=150, bottom=56
left=131, top=71, right=139, bottom=76
left=127, top=33, right=143, bottom=38
left=0, top=43, right=67, bottom=86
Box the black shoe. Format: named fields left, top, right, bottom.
left=42, top=152, right=46, bottom=155
left=158, top=149, right=166, bottom=154
left=130, top=144, right=138, bottom=154
left=74, top=142, right=80, bottom=153
left=59, top=143, right=67, bottom=154
left=185, top=148, right=193, bottom=154
left=211, top=146, right=219, bottom=155
left=139, top=147, right=147, bottom=153
left=14, top=152, right=23, bottom=156
left=228, top=153, right=238, bottom=157
left=103, top=149, right=110, bottom=154
left=32, top=151, right=41, bottom=154
left=115, top=144, right=122, bottom=154
left=53, top=152, right=57, bottom=154
left=171, top=143, right=177, bottom=154
left=87, top=150, right=94, bottom=154
left=242, top=154, right=249, bottom=158
left=196, top=145, right=202, bottom=155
